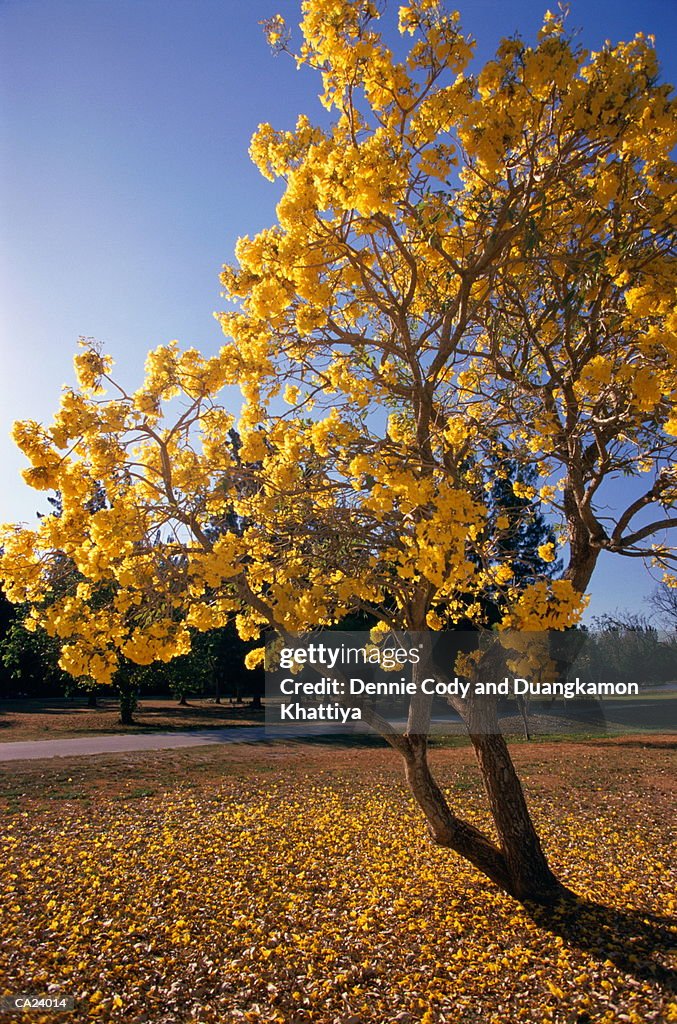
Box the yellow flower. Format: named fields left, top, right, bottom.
left=537, top=542, right=556, bottom=563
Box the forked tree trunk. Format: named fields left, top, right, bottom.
left=394, top=655, right=568, bottom=904
left=399, top=732, right=568, bottom=903
left=395, top=530, right=599, bottom=901
left=400, top=733, right=513, bottom=893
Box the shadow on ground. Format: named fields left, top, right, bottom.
left=528, top=897, right=677, bottom=994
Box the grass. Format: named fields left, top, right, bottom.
left=0, top=695, right=264, bottom=742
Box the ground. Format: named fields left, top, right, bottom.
left=0, top=735, right=675, bottom=1024
left=0, top=697, right=264, bottom=742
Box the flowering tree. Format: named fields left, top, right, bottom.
left=1, top=0, right=675, bottom=903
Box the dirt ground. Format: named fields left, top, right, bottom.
left=0, top=732, right=673, bottom=813
left=0, top=735, right=674, bottom=1024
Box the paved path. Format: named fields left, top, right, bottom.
left=0, top=727, right=279, bottom=762
left=2, top=698, right=672, bottom=762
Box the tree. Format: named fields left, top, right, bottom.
left=587, top=611, right=676, bottom=688
left=185, top=623, right=264, bottom=705
left=649, top=582, right=677, bottom=629
left=0, top=594, right=70, bottom=698
left=1, top=0, right=675, bottom=904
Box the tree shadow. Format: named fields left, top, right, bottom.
left=526, top=895, right=677, bottom=992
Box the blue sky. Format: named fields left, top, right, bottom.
left=1, top=0, right=676, bottom=620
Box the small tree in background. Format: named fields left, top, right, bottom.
left=649, top=583, right=677, bottom=629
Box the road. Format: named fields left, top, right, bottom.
left=0, top=697, right=673, bottom=762
left=0, top=727, right=279, bottom=762
left=0, top=722, right=381, bottom=761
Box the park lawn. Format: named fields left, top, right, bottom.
left=0, top=737, right=675, bottom=1024
left=0, top=697, right=264, bottom=742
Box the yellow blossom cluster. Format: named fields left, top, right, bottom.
left=1, top=0, right=675, bottom=687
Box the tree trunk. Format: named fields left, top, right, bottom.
left=517, top=696, right=531, bottom=740
left=87, top=690, right=98, bottom=708
left=114, top=660, right=138, bottom=725
left=469, top=729, right=566, bottom=902
left=178, top=694, right=188, bottom=706
left=400, top=730, right=568, bottom=903
left=119, top=701, right=135, bottom=725
left=400, top=733, right=514, bottom=893
left=396, top=652, right=568, bottom=904
left=117, top=683, right=137, bottom=725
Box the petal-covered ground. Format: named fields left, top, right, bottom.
left=0, top=739, right=675, bottom=1024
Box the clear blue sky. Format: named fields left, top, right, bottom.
left=1, top=0, right=675, bottom=620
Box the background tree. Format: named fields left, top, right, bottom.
left=649, top=582, right=677, bottom=629
left=1, top=0, right=675, bottom=904
left=586, top=611, right=676, bottom=688
left=0, top=595, right=70, bottom=699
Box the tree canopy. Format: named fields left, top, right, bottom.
left=1, top=0, right=675, bottom=902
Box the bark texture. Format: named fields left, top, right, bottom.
left=399, top=730, right=569, bottom=903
